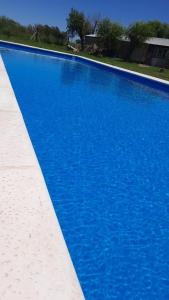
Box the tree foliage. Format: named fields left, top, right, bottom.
left=126, top=22, right=152, bottom=58
left=147, top=20, right=169, bottom=38
left=28, top=24, right=66, bottom=44
left=0, top=13, right=169, bottom=59
left=66, top=8, right=92, bottom=49
left=98, top=19, right=124, bottom=54
left=0, top=16, right=26, bottom=37
left=0, top=16, right=66, bottom=45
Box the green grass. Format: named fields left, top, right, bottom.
left=0, top=34, right=70, bottom=53
left=1, top=35, right=169, bottom=82
left=78, top=53, right=169, bottom=82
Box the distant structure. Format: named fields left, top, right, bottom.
left=31, top=26, right=40, bottom=42
left=85, top=34, right=169, bottom=68
left=85, top=34, right=100, bottom=47
left=119, top=37, right=169, bottom=68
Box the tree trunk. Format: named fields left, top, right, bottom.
left=80, top=36, right=85, bottom=50
left=126, top=42, right=135, bottom=60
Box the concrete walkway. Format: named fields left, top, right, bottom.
left=0, top=55, right=84, bottom=300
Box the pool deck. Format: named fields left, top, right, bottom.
left=0, top=55, right=85, bottom=300
left=0, top=40, right=169, bottom=300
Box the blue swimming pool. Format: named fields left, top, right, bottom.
left=1, top=45, right=169, bottom=300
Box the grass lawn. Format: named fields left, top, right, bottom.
left=78, top=53, right=169, bottom=82
left=0, top=35, right=169, bottom=82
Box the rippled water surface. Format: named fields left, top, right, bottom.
left=2, top=48, right=169, bottom=300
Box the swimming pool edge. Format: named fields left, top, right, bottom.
left=0, top=54, right=85, bottom=300
left=0, top=39, right=169, bottom=89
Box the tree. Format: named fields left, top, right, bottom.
left=147, top=20, right=169, bottom=38
left=66, top=8, right=92, bottom=50
left=30, top=25, right=41, bottom=42
left=29, top=24, right=66, bottom=45
left=126, top=22, right=152, bottom=59
left=50, top=26, right=67, bottom=45
left=98, top=19, right=124, bottom=54
left=0, top=16, right=26, bottom=37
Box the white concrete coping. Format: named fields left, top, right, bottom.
left=0, top=55, right=85, bottom=299
left=0, top=39, right=168, bottom=300
left=0, top=39, right=169, bottom=87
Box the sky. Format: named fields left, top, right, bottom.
left=0, top=0, right=169, bottom=30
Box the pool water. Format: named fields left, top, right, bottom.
left=2, top=48, right=169, bottom=300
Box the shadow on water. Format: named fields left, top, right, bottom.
left=59, top=59, right=115, bottom=90
left=59, top=60, right=88, bottom=86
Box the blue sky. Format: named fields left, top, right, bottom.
left=0, top=0, right=169, bottom=30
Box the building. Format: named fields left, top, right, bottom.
left=85, top=34, right=100, bottom=47
left=85, top=34, right=169, bottom=68
left=119, top=37, right=169, bottom=68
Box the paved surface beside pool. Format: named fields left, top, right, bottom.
left=0, top=55, right=84, bottom=300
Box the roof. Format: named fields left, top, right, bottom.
left=85, top=34, right=169, bottom=47
left=145, top=37, right=169, bottom=47
left=120, top=36, right=169, bottom=47
left=85, top=34, right=98, bottom=38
